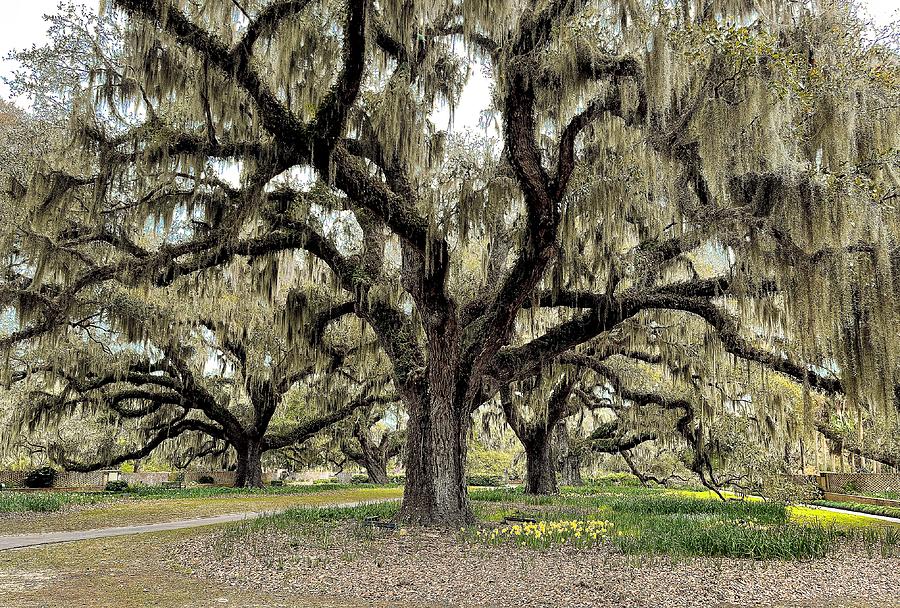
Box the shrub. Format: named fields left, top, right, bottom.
left=104, top=480, right=129, bottom=492
left=197, top=475, right=215, bottom=484
left=24, top=466, right=57, bottom=488
left=761, top=475, right=821, bottom=503
left=467, top=474, right=502, bottom=487
left=389, top=474, right=406, bottom=484
left=810, top=499, right=900, bottom=520
left=270, top=479, right=285, bottom=486
left=351, top=474, right=369, bottom=484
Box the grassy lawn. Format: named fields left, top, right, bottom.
left=0, top=486, right=403, bottom=535
left=0, top=483, right=391, bottom=513
left=467, top=484, right=900, bottom=559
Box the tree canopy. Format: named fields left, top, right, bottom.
left=0, top=0, right=898, bottom=524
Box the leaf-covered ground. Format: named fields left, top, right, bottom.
left=0, top=530, right=373, bottom=608
left=2, top=485, right=899, bottom=607
left=168, top=486, right=900, bottom=608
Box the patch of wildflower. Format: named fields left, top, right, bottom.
left=470, top=519, right=613, bottom=549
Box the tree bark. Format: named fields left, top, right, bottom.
left=234, top=439, right=264, bottom=488
left=553, top=421, right=582, bottom=486
left=361, top=452, right=389, bottom=485
left=524, top=431, right=558, bottom=495
left=362, top=458, right=390, bottom=485
left=350, top=417, right=392, bottom=485
left=397, top=390, right=473, bottom=526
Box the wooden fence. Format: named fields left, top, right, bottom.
left=817, top=472, right=900, bottom=494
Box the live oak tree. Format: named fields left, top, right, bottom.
left=2, top=0, right=899, bottom=523
left=338, top=404, right=405, bottom=484
left=7, top=281, right=394, bottom=487
left=500, top=372, right=580, bottom=494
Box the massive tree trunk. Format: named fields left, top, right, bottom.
left=397, top=395, right=472, bottom=525
left=501, top=382, right=574, bottom=495
left=553, top=421, right=583, bottom=486
left=393, top=290, right=474, bottom=525
left=524, top=430, right=558, bottom=495
left=234, top=438, right=264, bottom=488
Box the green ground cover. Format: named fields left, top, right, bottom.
left=0, top=483, right=392, bottom=514
left=0, top=486, right=403, bottom=535
left=809, top=499, right=900, bottom=520
left=465, top=484, right=899, bottom=559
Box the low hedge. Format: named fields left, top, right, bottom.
left=104, top=480, right=129, bottom=492
left=810, top=499, right=900, bottom=520
left=466, top=474, right=503, bottom=487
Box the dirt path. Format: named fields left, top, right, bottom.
left=0, top=498, right=397, bottom=551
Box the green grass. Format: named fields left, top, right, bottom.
left=210, top=501, right=402, bottom=563
left=0, top=490, right=107, bottom=513
left=0, top=483, right=383, bottom=514
left=226, top=501, right=400, bottom=534
left=471, top=487, right=788, bottom=522
left=468, top=486, right=898, bottom=560
left=0, top=486, right=404, bottom=536
left=810, top=499, right=900, bottom=519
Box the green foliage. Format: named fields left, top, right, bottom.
left=466, top=475, right=503, bottom=487
left=871, top=491, right=900, bottom=500
left=612, top=517, right=837, bottom=560
left=24, top=466, right=57, bottom=488
left=810, top=500, right=900, bottom=520
left=196, top=475, right=215, bottom=485
left=104, top=480, right=129, bottom=492
left=469, top=486, right=899, bottom=559
left=0, top=490, right=105, bottom=513
left=466, top=444, right=515, bottom=480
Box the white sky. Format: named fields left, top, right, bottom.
left=0, top=0, right=896, bottom=125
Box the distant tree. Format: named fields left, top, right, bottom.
left=501, top=374, right=579, bottom=494
left=9, top=285, right=395, bottom=487
left=338, top=405, right=405, bottom=484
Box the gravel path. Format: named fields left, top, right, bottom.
left=176, top=526, right=900, bottom=608
left=0, top=499, right=396, bottom=551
